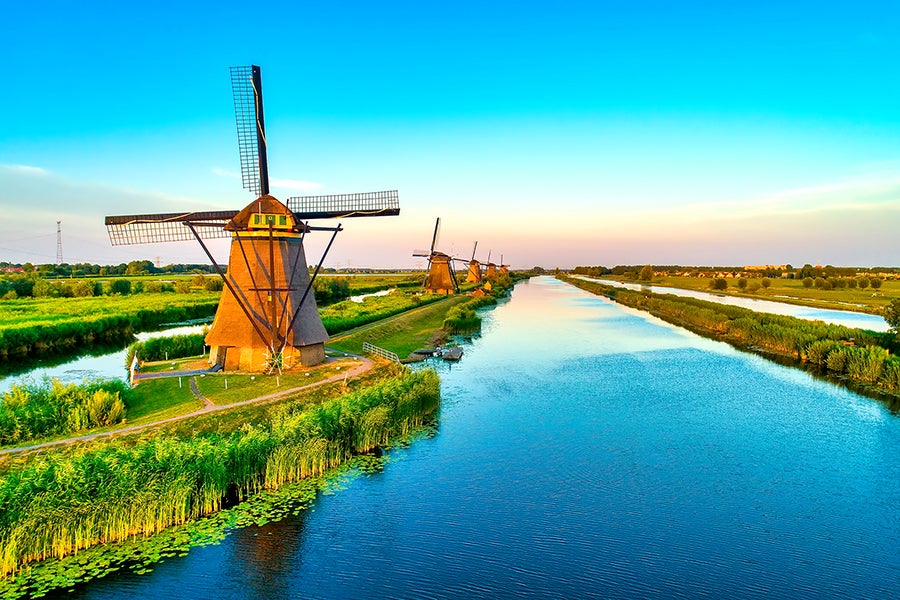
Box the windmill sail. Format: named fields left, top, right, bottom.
left=230, top=65, right=268, bottom=196
left=105, top=211, right=237, bottom=245
left=287, top=190, right=400, bottom=219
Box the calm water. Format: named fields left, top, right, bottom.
left=584, top=277, right=890, bottom=332
left=0, top=324, right=206, bottom=394
left=72, top=277, right=900, bottom=598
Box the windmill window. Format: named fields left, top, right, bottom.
left=253, top=214, right=261, bottom=225
left=279, top=215, right=287, bottom=226
left=266, top=215, right=275, bottom=225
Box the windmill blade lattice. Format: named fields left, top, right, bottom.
left=105, top=210, right=238, bottom=245
left=287, top=190, right=399, bottom=219
left=230, top=65, right=268, bottom=196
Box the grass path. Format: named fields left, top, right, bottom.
left=1, top=292, right=464, bottom=457
left=0, top=357, right=374, bottom=457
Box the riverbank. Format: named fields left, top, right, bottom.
left=0, top=366, right=441, bottom=591
left=598, top=274, right=897, bottom=315
left=559, top=275, right=900, bottom=402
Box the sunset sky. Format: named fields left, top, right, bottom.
left=2, top=0, right=899, bottom=269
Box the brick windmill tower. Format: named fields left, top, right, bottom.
left=413, top=218, right=458, bottom=295
left=464, top=242, right=482, bottom=283
left=106, top=65, right=399, bottom=372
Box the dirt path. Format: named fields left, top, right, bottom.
left=0, top=357, right=374, bottom=457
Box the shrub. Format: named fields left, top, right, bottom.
left=204, top=277, right=224, bottom=292
left=107, top=279, right=132, bottom=295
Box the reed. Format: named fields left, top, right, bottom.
left=0, top=369, right=440, bottom=576
left=0, top=379, right=129, bottom=446
left=443, top=295, right=497, bottom=334
left=126, top=333, right=206, bottom=365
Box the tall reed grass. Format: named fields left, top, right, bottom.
left=0, top=379, right=129, bottom=446
left=0, top=369, right=440, bottom=576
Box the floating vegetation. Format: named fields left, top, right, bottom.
left=0, top=369, right=441, bottom=583
left=0, top=432, right=437, bottom=599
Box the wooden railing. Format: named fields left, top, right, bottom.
left=362, top=341, right=400, bottom=363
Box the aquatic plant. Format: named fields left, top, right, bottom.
left=126, top=333, right=206, bottom=365
left=0, top=369, right=440, bottom=577
left=0, top=379, right=129, bottom=446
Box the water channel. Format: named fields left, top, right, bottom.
left=582, top=277, right=890, bottom=332
left=67, top=276, right=900, bottom=598
left=0, top=324, right=207, bottom=394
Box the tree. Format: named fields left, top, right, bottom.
left=639, top=264, right=653, bottom=281
left=709, top=278, right=728, bottom=291
left=761, top=278, right=771, bottom=289
left=870, top=278, right=883, bottom=289
left=858, top=277, right=870, bottom=289
left=107, top=279, right=131, bottom=295
left=737, top=278, right=748, bottom=290
left=802, top=277, right=814, bottom=289
left=885, top=298, right=900, bottom=333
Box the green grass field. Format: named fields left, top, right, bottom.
left=328, top=295, right=468, bottom=358
left=601, top=275, right=899, bottom=315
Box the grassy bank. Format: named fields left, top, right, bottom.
left=599, top=274, right=898, bottom=315
left=560, top=275, right=900, bottom=399
left=0, top=293, right=219, bottom=363
left=0, top=368, right=440, bottom=578
left=319, top=289, right=445, bottom=334
left=328, top=295, right=468, bottom=358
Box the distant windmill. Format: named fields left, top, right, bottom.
left=105, top=65, right=400, bottom=372
left=463, top=242, right=482, bottom=283
left=499, top=253, right=509, bottom=275
left=484, top=250, right=498, bottom=279
left=412, top=218, right=458, bottom=295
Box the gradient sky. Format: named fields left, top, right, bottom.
left=2, top=0, right=899, bottom=269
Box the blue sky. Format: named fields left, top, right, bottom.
left=2, top=0, right=899, bottom=268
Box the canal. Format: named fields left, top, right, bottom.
left=59, top=277, right=900, bottom=597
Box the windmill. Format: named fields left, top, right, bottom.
left=105, top=65, right=399, bottom=372
left=463, top=242, right=482, bottom=283
left=499, top=253, right=509, bottom=275
left=412, top=218, right=458, bottom=295
left=484, top=250, right=498, bottom=279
